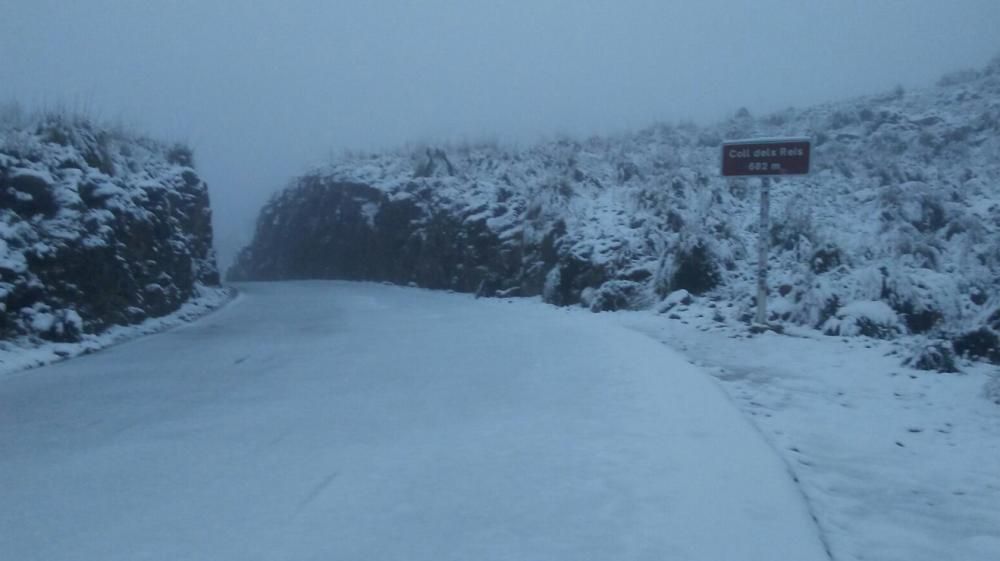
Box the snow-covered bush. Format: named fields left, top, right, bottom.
left=588, top=280, right=650, bottom=312
left=655, top=238, right=721, bottom=297
left=903, top=340, right=959, bottom=373
left=954, top=328, right=1000, bottom=364
left=542, top=267, right=562, bottom=304
left=822, top=301, right=905, bottom=339
left=657, top=289, right=693, bottom=314
left=20, top=305, right=83, bottom=343
left=984, top=375, right=1000, bottom=405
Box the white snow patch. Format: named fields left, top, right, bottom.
left=618, top=303, right=1000, bottom=561
left=360, top=201, right=379, bottom=227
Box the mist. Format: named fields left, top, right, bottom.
left=3, top=0, right=999, bottom=268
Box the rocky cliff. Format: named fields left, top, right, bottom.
left=1, top=112, right=220, bottom=342
left=230, top=56, right=1000, bottom=364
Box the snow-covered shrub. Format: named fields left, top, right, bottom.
left=166, top=143, right=194, bottom=167
left=984, top=375, right=1000, bottom=405
left=810, top=245, right=843, bottom=274
left=658, top=240, right=720, bottom=296
left=770, top=200, right=815, bottom=252
left=19, top=305, right=83, bottom=343
left=903, top=341, right=959, bottom=373
left=588, top=280, right=650, bottom=312
left=880, top=182, right=949, bottom=234
left=657, top=289, right=693, bottom=314
left=542, top=266, right=562, bottom=304
left=880, top=268, right=961, bottom=334
left=953, top=328, right=1000, bottom=364
left=822, top=301, right=905, bottom=339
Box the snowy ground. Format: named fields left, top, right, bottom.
left=617, top=301, right=1000, bottom=561
left=0, top=284, right=235, bottom=380
left=0, top=281, right=828, bottom=561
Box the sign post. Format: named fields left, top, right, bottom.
left=757, top=176, right=770, bottom=325
left=721, top=137, right=811, bottom=327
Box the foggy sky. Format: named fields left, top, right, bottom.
left=3, top=0, right=999, bottom=268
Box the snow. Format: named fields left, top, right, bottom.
left=360, top=201, right=379, bottom=227
left=0, top=281, right=829, bottom=561
left=26, top=310, right=55, bottom=333
left=9, top=167, right=54, bottom=186
left=618, top=301, right=1000, bottom=561
left=0, top=284, right=233, bottom=379
left=661, top=289, right=693, bottom=309
left=0, top=239, right=28, bottom=273
left=91, top=181, right=126, bottom=199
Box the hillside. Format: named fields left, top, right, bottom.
left=1, top=111, right=221, bottom=343
left=230, top=55, right=1000, bottom=365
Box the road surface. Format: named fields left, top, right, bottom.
left=0, top=281, right=829, bottom=561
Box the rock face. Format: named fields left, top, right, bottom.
left=232, top=56, right=1000, bottom=357
left=229, top=174, right=566, bottom=298
left=1, top=114, right=220, bottom=342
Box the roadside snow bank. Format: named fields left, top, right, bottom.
left=0, top=284, right=233, bottom=379
left=618, top=300, right=1000, bottom=561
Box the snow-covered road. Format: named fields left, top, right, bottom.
left=0, top=282, right=829, bottom=561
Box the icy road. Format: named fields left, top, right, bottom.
left=1, top=282, right=829, bottom=561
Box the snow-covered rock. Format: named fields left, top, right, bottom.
left=231, top=54, right=1000, bottom=360
left=1, top=112, right=220, bottom=342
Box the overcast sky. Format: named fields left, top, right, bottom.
left=3, top=0, right=999, bottom=267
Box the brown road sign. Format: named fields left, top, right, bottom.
left=721, top=137, right=811, bottom=177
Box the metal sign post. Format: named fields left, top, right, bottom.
left=721, top=137, right=811, bottom=327
left=757, top=176, right=770, bottom=325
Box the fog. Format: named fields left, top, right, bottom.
left=3, top=0, right=999, bottom=269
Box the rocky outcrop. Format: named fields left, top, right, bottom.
left=1, top=114, right=220, bottom=342
left=228, top=174, right=586, bottom=301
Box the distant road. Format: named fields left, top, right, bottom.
left=0, top=281, right=828, bottom=561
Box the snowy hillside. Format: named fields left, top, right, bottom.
left=231, top=55, right=1000, bottom=365
left=1, top=109, right=221, bottom=343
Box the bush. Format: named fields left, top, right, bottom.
left=811, top=245, right=842, bottom=274
left=166, top=144, right=195, bottom=167
left=984, top=376, right=1000, bottom=405
left=953, top=328, right=1000, bottom=364
left=822, top=301, right=904, bottom=339
left=903, top=342, right=959, bottom=373
left=658, top=289, right=693, bottom=313
left=667, top=242, right=720, bottom=296
left=22, top=306, right=83, bottom=342
left=589, top=280, right=647, bottom=312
